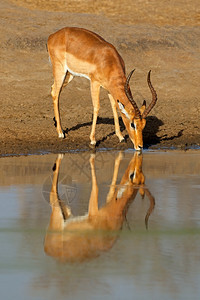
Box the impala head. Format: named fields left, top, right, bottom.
left=118, top=70, right=157, bottom=151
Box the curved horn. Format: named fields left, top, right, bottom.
left=124, top=69, right=142, bottom=119
left=142, top=70, right=157, bottom=119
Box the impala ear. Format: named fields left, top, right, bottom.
left=117, top=100, right=131, bottom=120
left=140, top=100, right=146, bottom=115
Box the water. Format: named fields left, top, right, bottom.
left=0, top=150, right=200, bottom=300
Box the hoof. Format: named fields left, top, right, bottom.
left=58, top=153, right=64, bottom=160
left=89, top=153, right=96, bottom=163
left=58, top=131, right=65, bottom=139
left=89, top=143, right=96, bottom=150
left=120, top=137, right=126, bottom=143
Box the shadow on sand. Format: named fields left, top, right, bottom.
left=63, top=115, right=183, bottom=149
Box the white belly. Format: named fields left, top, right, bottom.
left=65, top=53, right=96, bottom=81
left=66, top=61, right=90, bottom=80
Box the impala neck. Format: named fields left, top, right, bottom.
left=108, top=76, right=134, bottom=110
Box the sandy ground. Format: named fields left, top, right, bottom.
left=0, top=0, right=200, bottom=156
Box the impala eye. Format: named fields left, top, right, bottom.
left=130, top=172, right=135, bottom=180
left=131, top=122, right=135, bottom=129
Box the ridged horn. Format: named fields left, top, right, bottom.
left=142, top=70, right=157, bottom=119
left=124, top=69, right=142, bottom=119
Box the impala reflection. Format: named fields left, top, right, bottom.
left=44, top=152, right=155, bottom=263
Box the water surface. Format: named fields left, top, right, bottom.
left=0, top=150, right=200, bottom=300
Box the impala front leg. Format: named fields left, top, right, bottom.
left=90, top=81, right=100, bottom=146
left=108, top=94, right=124, bottom=142
left=88, top=154, right=99, bottom=217
left=106, top=151, right=123, bottom=203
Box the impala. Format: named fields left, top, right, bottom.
left=47, top=27, right=157, bottom=150
left=44, top=152, right=155, bottom=262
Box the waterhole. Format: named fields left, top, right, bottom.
left=0, top=150, right=200, bottom=300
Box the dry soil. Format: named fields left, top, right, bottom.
left=0, top=0, right=200, bottom=156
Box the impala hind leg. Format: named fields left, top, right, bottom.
left=63, top=71, right=74, bottom=88
left=90, top=81, right=100, bottom=146
left=51, top=64, right=69, bottom=138
left=49, top=154, right=72, bottom=231
left=108, top=94, right=124, bottom=142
